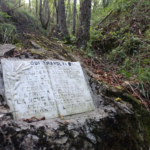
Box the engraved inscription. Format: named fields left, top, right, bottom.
left=1, top=59, right=95, bottom=120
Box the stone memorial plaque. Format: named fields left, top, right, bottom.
left=1, top=59, right=95, bottom=120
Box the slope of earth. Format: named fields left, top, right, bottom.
left=86, top=0, right=150, bottom=112
left=0, top=33, right=149, bottom=150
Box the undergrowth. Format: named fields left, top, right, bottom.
left=0, top=0, right=46, bottom=44
left=88, top=0, right=150, bottom=99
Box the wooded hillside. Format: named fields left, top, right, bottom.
left=1, top=0, right=150, bottom=110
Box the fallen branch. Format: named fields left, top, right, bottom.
left=124, top=81, right=144, bottom=102
left=6, top=2, right=24, bottom=13
left=96, top=10, right=113, bottom=29
left=23, top=116, right=45, bottom=123
left=112, top=75, right=144, bottom=102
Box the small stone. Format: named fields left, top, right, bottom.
left=59, top=131, right=65, bottom=136
left=0, top=44, right=15, bottom=57
left=30, top=41, right=41, bottom=49
left=64, top=120, right=69, bottom=124
left=61, top=136, right=68, bottom=144
left=72, top=130, right=79, bottom=138
left=86, top=133, right=97, bottom=144
left=32, top=135, right=39, bottom=143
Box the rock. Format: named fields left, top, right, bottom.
left=30, top=41, right=44, bottom=51
left=32, top=135, right=39, bottom=144
left=72, top=130, right=79, bottom=138
left=61, top=136, right=68, bottom=144
left=0, top=39, right=149, bottom=150
left=0, top=44, right=15, bottom=57
left=58, top=131, right=65, bottom=136
left=86, top=133, right=97, bottom=144
left=0, top=114, right=5, bottom=120
left=54, top=136, right=68, bottom=144
left=0, top=65, right=5, bottom=102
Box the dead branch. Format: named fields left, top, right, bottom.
left=6, top=2, right=24, bottom=13
left=96, top=10, right=113, bottom=30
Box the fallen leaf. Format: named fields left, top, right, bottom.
left=64, top=54, right=67, bottom=57
left=104, top=72, right=107, bottom=77
left=64, top=120, right=69, bottom=124
left=93, top=75, right=99, bottom=79
left=115, top=86, right=123, bottom=90
left=124, top=81, right=129, bottom=85
left=115, top=97, right=121, bottom=101
left=60, top=114, right=63, bottom=120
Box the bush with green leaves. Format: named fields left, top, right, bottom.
left=107, top=32, right=142, bottom=60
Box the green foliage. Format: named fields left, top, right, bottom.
left=67, top=45, right=76, bottom=49
left=90, top=28, right=104, bottom=41
left=107, top=32, right=142, bottom=60
left=121, top=70, right=131, bottom=78
left=86, top=41, right=93, bottom=57
left=70, top=35, right=77, bottom=44
left=0, top=23, right=18, bottom=44
left=0, top=12, right=11, bottom=18
left=137, top=67, right=150, bottom=83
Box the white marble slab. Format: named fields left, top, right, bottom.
left=1, top=59, right=95, bottom=120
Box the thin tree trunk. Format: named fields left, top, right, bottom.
left=52, top=2, right=55, bottom=23
left=19, top=0, right=21, bottom=7
left=76, top=0, right=91, bottom=49
left=66, top=0, right=70, bottom=25
left=39, top=0, right=50, bottom=29
left=44, top=0, right=47, bottom=24
left=39, top=0, right=42, bottom=20
left=93, top=0, right=97, bottom=13
left=36, top=0, right=38, bottom=17
left=72, top=0, right=76, bottom=35
left=29, top=0, right=30, bottom=12
left=24, top=1, right=26, bottom=10
left=67, top=0, right=71, bottom=26
left=54, top=0, right=59, bottom=24
left=58, top=0, right=69, bottom=38
left=103, top=0, right=105, bottom=7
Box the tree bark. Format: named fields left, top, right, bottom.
left=36, top=0, right=38, bottom=17
left=93, top=0, right=97, bottom=13
left=29, top=0, right=31, bottom=13
left=54, top=0, right=59, bottom=24
left=24, top=2, right=26, bottom=10
left=66, top=0, right=70, bottom=26
left=19, top=0, right=21, bottom=7
left=39, top=0, right=50, bottom=29
left=76, top=0, right=91, bottom=49
left=58, top=0, right=69, bottom=38
left=72, top=0, right=76, bottom=35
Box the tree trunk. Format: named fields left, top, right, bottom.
left=36, top=0, right=38, bottom=17
left=29, top=0, right=31, bottom=13
left=19, top=0, right=21, bottom=7
left=93, top=0, right=97, bottom=13
left=76, top=0, right=91, bottom=49
left=39, top=0, right=50, bottom=29
left=58, top=0, right=69, bottom=38
left=39, top=0, right=42, bottom=21
left=72, top=0, right=76, bottom=35
left=44, top=0, right=48, bottom=24
left=66, top=0, right=70, bottom=26
left=54, top=0, right=59, bottom=24
left=24, top=2, right=26, bottom=10
left=52, top=2, right=55, bottom=23
left=103, top=0, right=106, bottom=7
